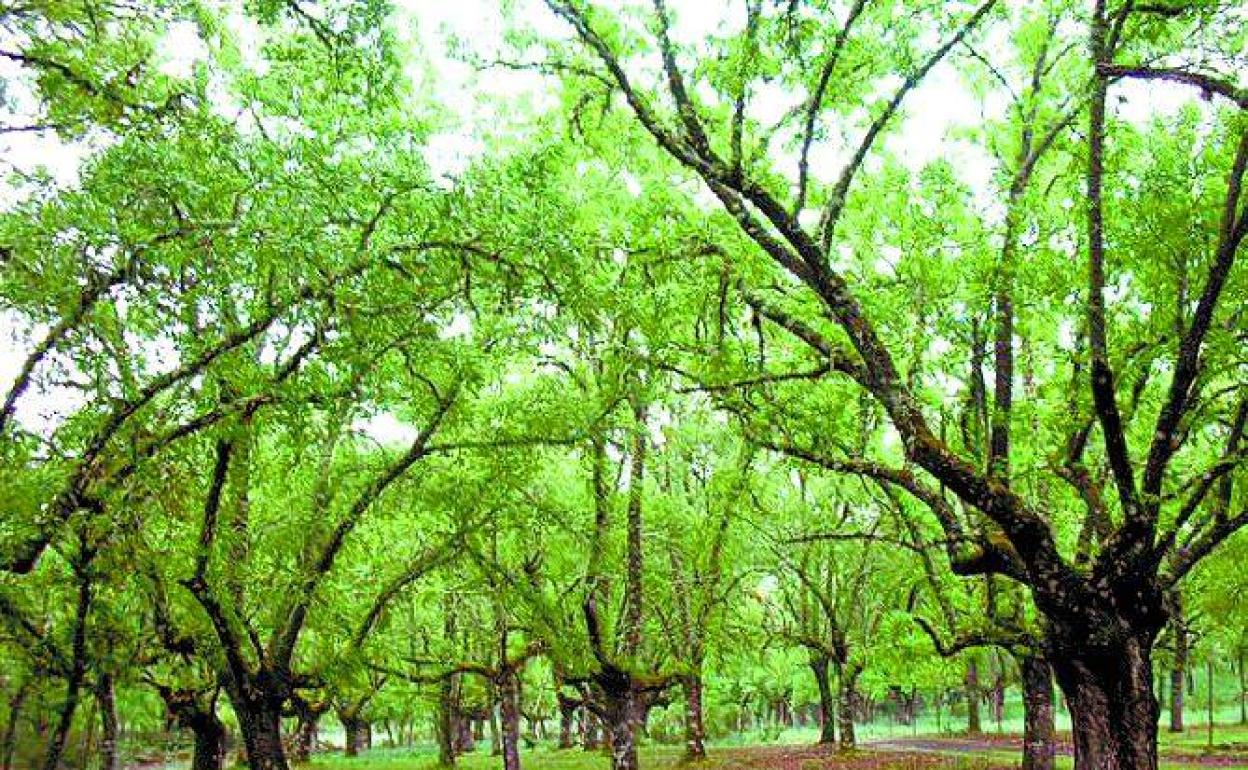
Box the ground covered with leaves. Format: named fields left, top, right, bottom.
left=294, top=735, right=1248, bottom=770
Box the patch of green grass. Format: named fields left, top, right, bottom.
left=305, top=745, right=697, bottom=770
left=1161, top=721, right=1248, bottom=753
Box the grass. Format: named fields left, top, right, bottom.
left=306, top=746, right=683, bottom=770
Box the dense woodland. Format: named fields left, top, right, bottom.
left=0, top=2, right=1246, bottom=770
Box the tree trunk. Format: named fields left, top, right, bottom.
left=2, top=682, right=29, bottom=770
left=189, top=714, right=228, bottom=770
left=42, top=570, right=91, bottom=770
left=837, top=667, right=859, bottom=751
left=489, top=695, right=502, bottom=756
left=234, top=699, right=289, bottom=770
left=96, top=674, right=120, bottom=770
left=582, top=705, right=601, bottom=751
left=343, top=715, right=370, bottom=757
left=557, top=695, right=576, bottom=749
left=965, top=658, right=982, bottom=736
left=161, top=688, right=228, bottom=770
left=991, top=670, right=1005, bottom=732
left=41, top=675, right=85, bottom=770
left=601, top=687, right=639, bottom=770
left=1239, top=645, right=1246, bottom=726
left=437, top=678, right=457, bottom=767
left=1049, top=634, right=1160, bottom=770
left=1170, top=602, right=1187, bottom=733
left=291, top=712, right=319, bottom=763
left=78, top=698, right=97, bottom=770
left=1020, top=653, right=1056, bottom=770
left=1206, top=657, right=1214, bottom=750
left=810, top=657, right=835, bottom=745
left=682, top=673, right=707, bottom=760
left=455, top=712, right=475, bottom=753
left=499, top=670, right=523, bottom=770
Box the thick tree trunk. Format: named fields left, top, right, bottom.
left=837, top=667, right=859, bottom=751
left=455, top=712, right=475, bottom=753
left=682, top=673, right=707, bottom=760
left=499, top=670, right=523, bottom=770
left=96, top=674, right=120, bottom=770
left=1049, top=634, right=1160, bottom=770
left=161, top=688, right=228, bottom=770
left=965, top=658, right=982, bottom=736
left=234, top=699, right=289, bottom=770
left=343, top=715, right=370, bottom=757
left=601, top=688, right=639, bottom=770
left=437, top=679, right=457, bottom=767
left=1020, top=653, right=1056, bottom=770
left=190, top=714, right=228, bottom=770
left=291, top=712, right=319, bottom=763
left=557, top=695, right=576, bottom=749
left=811, top=657, right=835, bottom=745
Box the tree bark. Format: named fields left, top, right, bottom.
left=1206, top=657, right=1214, bottom=750
left=455, top=712, right=474, bottom=753
left=1049, top=633, right=1160, bottom=770
left=499, top=670, right=523, bottom=770
left=1020, top=653, right=1056, bottom=770
left=1239, top=645, right=1246, bottom=725
left=1170, top=599, right=1187, bottom=733
left=810, top=657, right=835, bottom=745
left=837, top=666, right=859, bottom=751
left=965, top=658, right=982, bottom=736
left=291, top=711, right=320, bottom=763
left=343, top=714, right=370, bottom=757
left=489, top=694, right=502, bottom=756
left=2, top=682, right=28, bottom=770
left=41, top=570, right=92, bottom=770
left=681, top=673, right=707, bottom=760
left=41, top=674, right=84, bottom=770
left=160, top=687, right=228, bottom=770
left=991, top=668, right=1005, bottom=732
left=96, top=674, right=120, bottom=770
left=233, top=697, right=289, bottom=770
left=189, top=714, right=228, bottom=770
left=437, top=676, right=457, bottom=767
left=601, top=686, right=639, bottom=770
left=557, top=693, right=577, bottom=749
left=582, top=706, right=601, bottom=751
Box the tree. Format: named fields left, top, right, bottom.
left=529, top=1, right=1248, bottom=767
left=4, top=3, right=1247, bottom=769
left=650, top=416, right=751, bottom=760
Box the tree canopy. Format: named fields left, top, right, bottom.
left=0, top=2, right=1246, bottom=770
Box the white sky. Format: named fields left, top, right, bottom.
left=0, top=0, right=1210, bottom=442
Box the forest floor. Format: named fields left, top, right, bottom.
left=871, top=730, right=1248, bottom=767
left=303, top=745, right=1012, bottom=770
left=295, top=733, right=1248, bottom=770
